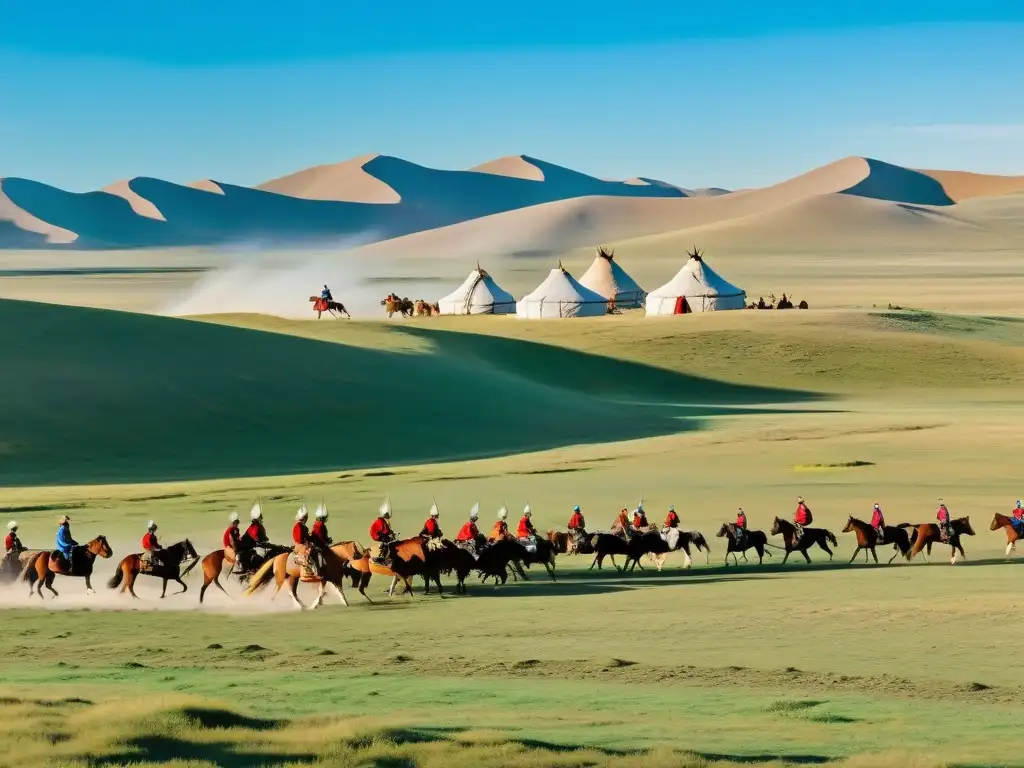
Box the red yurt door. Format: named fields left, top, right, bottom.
left=673, top=296, right=691, bottom=315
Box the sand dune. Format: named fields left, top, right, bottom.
left=915, top=169, right=1024, bottom=203
left=0, top=153, right=1020, bottom=250
left=257, top=154, right=401, bottom=203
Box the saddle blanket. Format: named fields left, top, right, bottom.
left=517, top=536, right=537, bottom=554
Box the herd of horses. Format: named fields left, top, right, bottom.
left=1, top=511, right=1016, bottom=610
left=381, top=295, right=440, bottom=318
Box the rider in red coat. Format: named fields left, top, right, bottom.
left=517, top=509, right=536, bottom=538
left=4, top=522, right=21, bottom=554
left=311, top=507, right=332, bottom=548
left=936, top=501, right=952, bottom=541
left=223, top=514, right=241, bottom=550
left=568, top=507, right=585, bottom=531
left=870, top=503, right=885, bottom=540
left=457, top=509, right=481, bottom=543
left=420, top=505, right=442, bottom=539
left=141, top=521, right=163, bottom=569
left=664, top=506, right=680, bottom=529
left=370, top=509, right=395, bottom=564
left=632, top=508, right=649, bottom=530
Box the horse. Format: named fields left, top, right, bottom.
left=413, top=300, right=439, bottom=317
left=589, top=532, right=631, bottom=571
left=624, top=531, right=669, bottom=571
left=905, top=517, right=975, bottom=564
left=309, top=296, right=351, bottom=319
left=1, top=548, right=38, bottom=584
left=198, top=542, right=292, bottom=603
left=425, top=539, right=475, bottom=594
left=22, top=536, right=113, bottom=598
left=769, top=518, right=838, bottom=564
left=381, top=296, right=414, bottom=318
left=517, top=537, right=557, bottom=580
left=716, top=523, right=772, bottom=565
left=106, top=540, right=200, bottom=599
left=990, top=513, right=1024, bottom=558
left=841, top=517, right=911, bottom=565
left=244, top=543, right=355, bottom=610
left=475, top=538, right=532, bottom=585
left=346, top=536, right=435, bottom=597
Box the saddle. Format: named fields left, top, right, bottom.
left=517, top=536, right=538, bottom=554
left=453, top=539, right=478, bottom=559
left=425, top=538, right=445, bottom=552
left=48, top=550, right=73, bottom=574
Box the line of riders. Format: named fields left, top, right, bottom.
left=5, top=494, right=1022, bottom=581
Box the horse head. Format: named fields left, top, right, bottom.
left=716, top=523, right=730, bottom=538
left=89, top=536, right=113, bottom=558
left=990, top=513, right=1009, bottom=531
left=957, top=516, right=976, bottom=536
left=769, top=517, right=785, bottom=536
left=842, top=516, right=856, bottom=533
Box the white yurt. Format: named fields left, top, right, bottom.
left=516, top=263, right=608, bottom=319
left=579, top=246, right=646, bottom=309
left=645, top=248, right=745, bottom=315
left=437, top=264, right=516, bottom=315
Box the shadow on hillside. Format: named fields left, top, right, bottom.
left=0, top=300, right=823, bottom=486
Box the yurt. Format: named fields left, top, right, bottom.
left=437, top=264, right=516, bottom=315
left=516, top=263, right=608, bottom=319
left=645, top=248, right=745, bottom=315
left=579, top=246, right=646, bottom=309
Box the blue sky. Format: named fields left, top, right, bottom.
left=1, top=2, right=1022, bottom=191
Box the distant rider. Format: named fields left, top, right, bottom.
left=1011, top=500, right=1024, bottom=536
left=321, top=285, right=333, bottom=302
left=870, top=503, right=886, bottom=542
left=517, top=507, right=537, bottom=539
left=456, top=508, right=482, bottom=554
left=3, top=521, right=24, bottom=573
left=237, top=505, right=269, bottom=573
left=420, top=505, right=442, bottom=540
left=370, top=507, right=396, bottom=565
left=793, top=496, right=812, bottom=541
left=56, top=515, right=78, bottom=574
left=936, top=501, right=952, bottom=542
left=488, top=508, right=510, bottom=542
left=567, top=505, right=586, bottom=551
left=734, top=508, right=748, bottom=546
left=141, top=521, right=164, bottom=570
left=632, top=507, right=649, bottom=531
left=223, top=512, right=242, bottom=572
left=663, top=505, right=680, bottom=530
left=292, top=505, right=319, bottom=574
left=312, top=505, right=333, bottom=548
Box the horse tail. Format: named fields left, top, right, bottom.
left=244, top=558, right=276, bottom=597
left=826, top=530, right=838, bottom=547
left=21, top=553, right=42, bottom=583
left=107, top=560, right=125, bottom=589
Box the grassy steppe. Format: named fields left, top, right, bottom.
left=3, top=302, right=1024, bottom=767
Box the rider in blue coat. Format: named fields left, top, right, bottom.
left=56, top=515, right=78, bottom=573
left=321, top=285, right=332, bottom=302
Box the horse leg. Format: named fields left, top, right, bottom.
left=888, top=547, right=900, bottom=565
left=358, top=574, right=374, bottom=604
left=801, top=548, right=812, bottom=564
left=289, top=577, right=305, bottom=610
left=311, top=582, right=326, bottom=610
left=328, top=580, right=348, bottom=607
left=161, top=578, right=168, bottom=598
left=870, top=547, right=878, bottom=565
left=45, top=573, right=58, bottom=598
left=127, top=570, right=140, bottom=599
left=175, top=577, right=188, bottom=594
left=819, top=540, right=834, bottom=561
left=849, top=546, right=861, bottom=564
left=388, top=575, right=398, bottom=597
left=756, top=544, right=765, bottom=565
left=433, top=572, right=444, bottom=595
left=1007, top=541, right=1015, bottom=559
left=682, top=551, right=692, bottom=570
left=590, top=554, right=600, bottom=570
left=781, top=550, right=791, bottom=565
left=83, top=574, right=94, bottom=596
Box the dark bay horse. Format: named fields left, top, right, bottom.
left=107, top=540, right=200, bottom=598
left=716, top=523, right=772, bottom=565
left=990, top=513, right=1023, bottom=559
left=589, top=532, right=631, bottom=571
left=425, top=539, right=475, bottom=594
left=841, top=517, right=910, bottom=565
left=905, top=517, right=975, bottom=563
left=22, top=536, right=113, bottom=598
left=769, top=518, right=838, bottom=564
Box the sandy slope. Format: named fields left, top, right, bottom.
left=0, top=180, right=78, bottom=246
left=256, top=153, right=402, bottom=203
left=102, top=180, right=167, bottom=220
left=916, top=169, right=1024, bottom=202
left=471, top=154, right=546, bottom=181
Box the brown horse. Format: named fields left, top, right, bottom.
left=716, top=523, right=772, bottom=565
left=769, top=518, right=838, bottom=564
left=243, top=543, right=359, bottom=610
left=106, top=539, right=200, bottom=598
left=381, top=295, right=414, bottom=318
left=309, top=296, right=351, bottom=319
left=991, top=513, right=1023, bottom=558
left=841, top=517, right=911, bottom=565
left=414, top=300, right=439, bottom=317
left=906, top=517, right=975, bottom=563
left=22, top=536, right=113, bottom=598
left=198, top=542, right=293, bottom=603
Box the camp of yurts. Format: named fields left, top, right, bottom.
left=578, top=246, right=646, bottom=309
left=516, top=263, right=609, bottom=319
left=645, top=248, right=746, bottom=315
left=437, top=265, right=517, bottom=315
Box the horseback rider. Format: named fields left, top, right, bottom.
left=292, top=505, right=317, bottom=572
left=237, top=504, right=269, bottom=573
left=420, top=503, right=442, bottom=540
left=632, top=506, right=649, bottom=531
left=321, top=285, right=333, bottom=302
left=56, top=515, right=78, bottom=574
left=370, top=504, right=396, bottom=565
left=3, top=521, right=24, bottom=572
left=488, top=508, right=509, bottom=542
left=517, top=506, right=537, bottom=539
left=870, top=503, right=886, bottom=542
left=456, top=506, right=482, bottom=554
left=222, top=512, right=242, bottom=573
left=793, top=496, right=812, bottom=542
left=936, top=500, right=952, bottom=542
left=734, top=508, right=748, bottom=546
left=1012, top=501, right=1024, bottom=536
left=141, top=521, right=164, bottom=570
left=567, top=505, right=586, bottom=551
left=312, top=504, right=332, bottom=548
left=663, top=505, right=680, bottom=530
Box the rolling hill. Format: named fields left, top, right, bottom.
left=0, top=299, right=814, bottom=485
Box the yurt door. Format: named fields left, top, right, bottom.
left=673, top=296, right=691, bottom=315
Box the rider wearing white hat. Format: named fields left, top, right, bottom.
left=4, top=521, right=23, bottom=561
left=237, top=501, right=269, bottom=574
left=223, top=513, right=241, bottom=555
left=370, top=497, right=396, bottom=565
left=517, top=505, right=536, bottom=538
left=141, top=520, right=163, bottom=569
left=420, top=502, right=442, bottom=540
left=456, top=503, right=481, bottom=547
left=312, top=502, right=332, bottom=547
